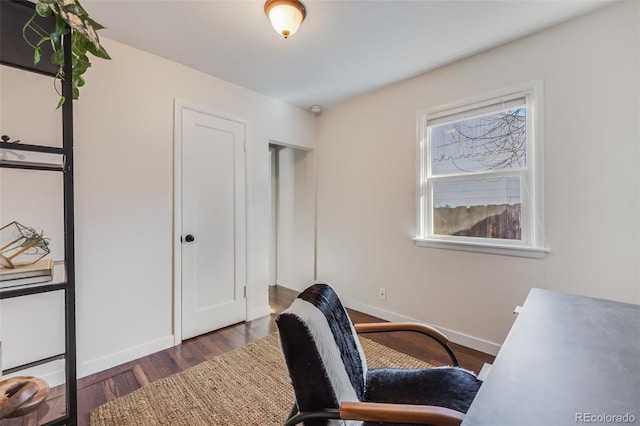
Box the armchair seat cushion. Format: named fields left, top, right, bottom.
left=365, top=367, right=481, bottom=413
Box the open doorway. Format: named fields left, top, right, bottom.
left=268, top=143, right=316, bottom=294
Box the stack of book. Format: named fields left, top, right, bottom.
left=0, top=259, right=54, bottom=289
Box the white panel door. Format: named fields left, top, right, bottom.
left=181, top=108, right=246, bottom=340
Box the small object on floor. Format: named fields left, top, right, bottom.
left=0, top=376, right=50, bottom=419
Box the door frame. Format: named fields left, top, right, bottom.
left=173, top=99, right=249, bottom=345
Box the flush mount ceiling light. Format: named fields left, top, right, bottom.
left=264, top=0, right=306, bottom=39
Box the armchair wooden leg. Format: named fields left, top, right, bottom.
left=340, top=401, right=465, bottom=426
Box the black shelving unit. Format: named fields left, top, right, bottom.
left=0, top=1, right=77, bottom=425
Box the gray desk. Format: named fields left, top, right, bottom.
left=463, top=288, right=640, bottom=426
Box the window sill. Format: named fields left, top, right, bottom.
left=413, top=238, right=549, bottom=259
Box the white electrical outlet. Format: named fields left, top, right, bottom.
left=378, top=287, right=387, bottom=301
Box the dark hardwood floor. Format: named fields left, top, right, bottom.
left=1, top=286, right=495, bottom=426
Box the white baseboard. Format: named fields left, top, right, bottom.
left=247, top=304, right=272, bottom=322
left=345, top=299, right=501, bottom=356
left=2, top=359, right=66, bottom=387
left=77, top=335, right=175, bottom=379
left=79, top=306, right=272, bottom=381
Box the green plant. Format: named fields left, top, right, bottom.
left=22, top=0, right=111, bottom=108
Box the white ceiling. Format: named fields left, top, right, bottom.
left=84, top=0, right=614, bottom=111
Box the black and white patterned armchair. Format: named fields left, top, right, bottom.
left=276, top=282, right=481, bottom=426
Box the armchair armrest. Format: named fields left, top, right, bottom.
left=340, top=401, right=465, bottom=426
left=354, top=322, right=459, bottom=366
left=354, top=322, right=450, bottom=345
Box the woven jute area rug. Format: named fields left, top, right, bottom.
left=90, top=333, right=432, bottom=426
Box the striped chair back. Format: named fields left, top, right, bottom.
left=277, top=282, right=367, bottom=425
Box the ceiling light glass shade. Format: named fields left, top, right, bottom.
left=265, top=0, right=306, bottom=39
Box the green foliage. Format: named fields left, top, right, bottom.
left=22, top=0, right=111, bottom=107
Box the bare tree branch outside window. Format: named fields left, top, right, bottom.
left=432, top=108, right=526, bottom=175
left=429, top=107, right=527, bottom=240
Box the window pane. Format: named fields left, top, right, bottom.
left=432, top=177, right=521, bottom=240
left=430, top=108, right=526, bottom=176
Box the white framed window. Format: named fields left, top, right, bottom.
left=414, top=80, right=548, bottom=258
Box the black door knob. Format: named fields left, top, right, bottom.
left=185, top=234, right=195, bottom=243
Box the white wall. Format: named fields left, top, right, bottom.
left=316, top=1, right=640, bottom=354
left=1, top=37, right=316, bottom=378
left=0, top=68, right=67, bottom=384
left=269, top=146, right=278, bottom=286
left=2, top=0, right=637, bottom=379
left=274, top=146, right=316, bottom=292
